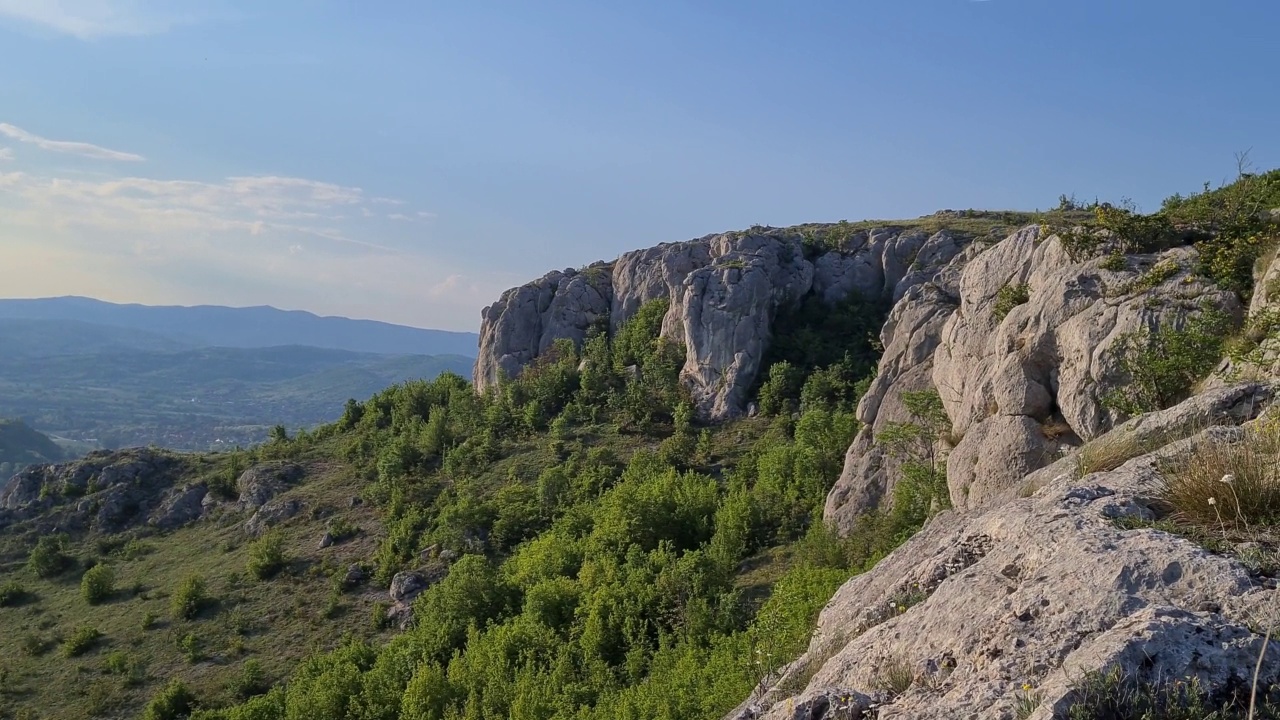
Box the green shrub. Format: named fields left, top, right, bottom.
left=62, top=625, right=102, bottom=657
left=171, top=574, right=210, bottom=621
left=27, top=533, right=72, bottom=578
left=143, top=679, right=196, bottom=720
left=178, top=632, right=203, bottom=663
left=1102, top=307, right=1231, bottom=416
left=81, top=564, right=115, bottom=605
left=993, top=283, right=1030, bottom=320
left=1100, top=251, right=1127, bottom=271
left=228, top=659, right=268, bottom=700
left=0, top=580, right=29, bottom=607
left=141, top=610, right=159, bottom=630
left=247, top=530, right=288, bottom=580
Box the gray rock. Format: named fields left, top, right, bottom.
left=236, top=462, right=304, bottom=510
left=150, top=484, right=208, bottom=529
left=343, top=564, right=366, bottom=588
left=474, top=225, right=978, bottom=421
left=474, top=266, right=613, bottom=392
left=244, top=498, right=302, bottom=537
left=318, top=532, right=334, bottom=549
left=439, top=548, right=460, bottom=562
left=826, top=227, right=1247, bottom=529
left=738, top=391, right=1280, bottom=720
left=389, top=570, right=429, bottom=604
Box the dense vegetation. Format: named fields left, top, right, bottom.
left=126, top=297, right=942, bottom=720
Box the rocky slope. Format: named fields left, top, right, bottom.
left=480, top=213, right=1280, bottom=717
left=475, top=225, right=975, bottom=421
left=733, top=384, right=1280, bottom=719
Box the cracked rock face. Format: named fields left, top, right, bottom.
left=735, top=385, right=1280, bottom=720
left=0, top=448, right=182, bottom=532
left=475, top=227, right=968, bottom=421
left=825, top=228, right=1245, bottom=530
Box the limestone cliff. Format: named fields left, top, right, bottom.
left=474, top=225, right=972, bottom=420
left=826, top=228, right=1241, bottom=531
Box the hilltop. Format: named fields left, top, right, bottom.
left=0, top=420, right=65, bottom=476
left=2, top=171, right=1280, bottom=719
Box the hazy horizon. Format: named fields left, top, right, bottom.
left=2, top=1, right=1277, bottom=332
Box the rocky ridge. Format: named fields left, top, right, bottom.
left=474, top=225, right=975, bottom=421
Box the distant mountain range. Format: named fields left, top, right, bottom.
left=0, top=298, right=478, bottom=451
left=0, top=297, right=479, bottom=356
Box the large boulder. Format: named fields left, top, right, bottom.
left=236, top=462, right=305, bottom=510
left=149, top=484, right=208, bottom=529
left=244, top=497, right=303, bottom=537
left=737, top=386, right=1280, bottom=720
left=474, top=266, right=613, bottom=392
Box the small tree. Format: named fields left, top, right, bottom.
left=143, top=679, right=195, bottom=720
left=877, top=390, right=952, bottom=527
left=247, top=530, right=288, bottom=580
left=81, top=564, right=115, bottom=605
left=171, top=574, right=209, bottom=621
left=27, top=534, right=72, bottom=578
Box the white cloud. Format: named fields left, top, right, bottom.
left=0, top=147, right=11, bottom=161
left=388, top=213, right=411, bottom=221
left=0, top=0, right=200, bottom=39
left=0, top=157, right=487, bottom=329
left=0, top=123, right=144, bottom=161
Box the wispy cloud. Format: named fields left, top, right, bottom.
left=0, top=0, right=200, bottom=39
left=0, top=122, right=144, bottom=161
left=0, top=147, right=11, bottom=161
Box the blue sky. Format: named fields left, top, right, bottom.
left=1, top=1, right=1276, bottom=331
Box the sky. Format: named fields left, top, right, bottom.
left=1, top=1, right=1277, bottom=332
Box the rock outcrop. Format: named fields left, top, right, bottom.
left=825, top=228, right=1244, bottom=531
left=0, top=448, right=185, bottom=532
left=733, top=384, right=1280, bottom=719
left=236, top=462, right=305, bottom=510
left=475, top=226, right=974, bottom=421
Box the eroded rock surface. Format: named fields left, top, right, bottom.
left=737, top=386, right=1280, bottom=720
left=825, top=228, right=1245, bottom=529
left=475, top=226, right=971, bottom=421
left=236, top=462, right=305, bottom=511
left=0, top=448, right=184, bottom=532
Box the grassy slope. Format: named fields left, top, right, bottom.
left=0, top=414, right=785, bottom=720
left=0, top=450, right=385, bottom=719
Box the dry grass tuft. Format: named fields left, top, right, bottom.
left=1161, top=420, right=1280, bottom=531
left=872, top=654, right=915, bottom=698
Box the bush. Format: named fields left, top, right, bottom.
left=27, top=533, right=72, bottom=578
left=993, top=283, right=1030, bottom=320
left=1159, top=419, right=1280, bottom=531
left=1064, top=665, right=1280, bottom=719
left=143, top=679, right=197, bottom=720
left=81, top=564, right=115, bottom=605
left=247, top=530, right=288, bottom=580
left=1102, top=307, right=1231, bottom=416
left=62, top=625, right=102, bottom=657
left=172, top=574, right=210, bottom=621
left=228, top=659, right=269, bottom=700
left=0, top=580, right=29, bottom=607
left=178, top=632, right=203, bottom=663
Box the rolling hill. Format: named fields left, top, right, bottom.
left=0, top=297, right=478, bottom=357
